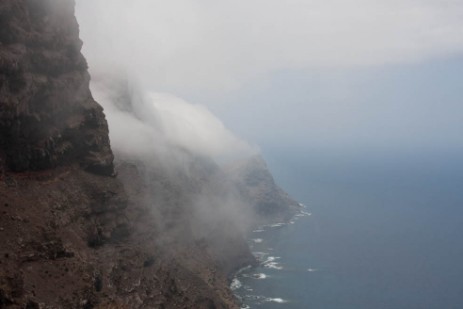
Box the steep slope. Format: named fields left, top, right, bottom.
left=0, top=161, right=252, bottom=308
left=0, top=0, right=113, bottom=175
left=0, top=1, right=297, bottom=308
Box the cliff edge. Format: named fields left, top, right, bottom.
left=0, top=0, right=113, bottom=175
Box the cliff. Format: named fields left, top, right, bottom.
left=227, top=156, right=301, bottom=225
left=0, top=1, right=296, bottom=308
left=0, top=0, right=113, bottom=175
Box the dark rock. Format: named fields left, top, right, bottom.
left=25, top=300, right=40, bottom=309
left=143, top=256, right=155, bottom=268
left=0, top=289, right=13, bottom=307
left=0, top=0, right=114, bottom=175
left=93, top=275, right=102, bottom=292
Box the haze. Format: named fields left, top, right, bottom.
left=75, top=0, right=463, bottom=159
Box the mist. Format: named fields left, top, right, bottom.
left=89, top=75, right=257, bottom=163
left=74, top=0, right=463, bottom=237
left=76, top=0, right=463, bottom=93
left=72, top=2, right=463, bottom=308
left=86, top=73, right=262, bottom=243
left=75, top=0, right=463, bottom=160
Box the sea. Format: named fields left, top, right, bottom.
left=232, top=152, right=463, bottom=309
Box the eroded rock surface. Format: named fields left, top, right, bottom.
left=0, top=0, right=113, bottom=175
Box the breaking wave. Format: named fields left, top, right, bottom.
left=230, top=278, right=243, bottom=290
left=266, top=297, right=288, bottom=303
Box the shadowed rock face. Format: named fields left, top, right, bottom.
left=0, top=0, right=114, bottom=175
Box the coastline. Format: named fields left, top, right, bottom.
left=231, top=203, right=309, bottom=308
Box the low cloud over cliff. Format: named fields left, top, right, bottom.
left=90, top=76, right=257, bottom=163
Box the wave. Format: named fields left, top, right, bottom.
left=264, top=262, right=283, bottom=270
left=266, top=297, right=288, bottom=303
left=243, top=294, right=289, bottom=305
left=268, top=222, right=286, bottom=228
left=295, top=211, right=311, bottom=217
left=264, top=256, right=279, bottom=262
left=243, top=272, right=268, bottom=279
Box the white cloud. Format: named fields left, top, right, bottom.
left=141, top=92, right=258, bottom=160
left=76, top=0, right=463, bottom=93
left=89, top=78, right=257, bottom=162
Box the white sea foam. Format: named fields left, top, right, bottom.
left=261, top=256, right=283, bottom=270
left=252, top=273, right=267, bottom=279
left=266, top=297, right=288, bottom=303
left=296, top=211, right=312, bottom=218
left=264, top=262, right=283, bottom=270
left=253, top=229, right=265, bottom=233
left=269, top=222, right=285, bottom=228
left=252, top=238, right=263, bottom=243
left=264, top=256, right=279, bottom=263
left=243, top=294, right=289, bottom=305
left=307, top=268, right=319, bottom=272
left=230, top=278, right=242, bottom=290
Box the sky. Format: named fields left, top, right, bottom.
left=75, top=0, right=463, bottom=160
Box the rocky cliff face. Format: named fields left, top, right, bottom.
left=0, top=1, right=296, bottom=308
left=0, top=0, right=113, bottom=175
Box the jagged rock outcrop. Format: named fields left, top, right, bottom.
left=0, top=0, right=114, bottom=175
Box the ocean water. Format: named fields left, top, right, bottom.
left=233, top=153, right=463, bottom=309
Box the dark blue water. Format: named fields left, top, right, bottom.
left=234, top=153, right=463, bottom=309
